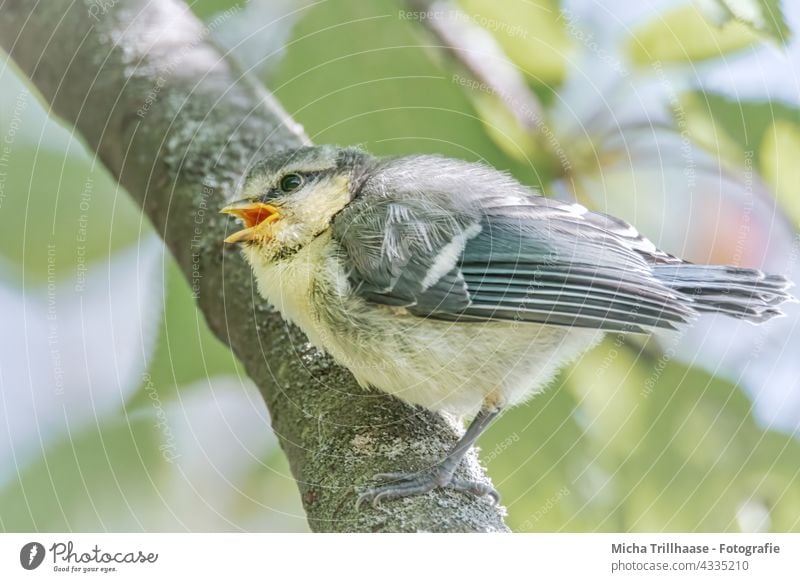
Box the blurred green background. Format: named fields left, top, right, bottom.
left=1, top=0, right=798, bottom=532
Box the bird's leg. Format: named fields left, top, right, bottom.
left=356, top=407, right=501, bottom=508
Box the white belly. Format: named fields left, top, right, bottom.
left=246, top=235, right=603, bottom=417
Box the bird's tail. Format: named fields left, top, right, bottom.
left=653, top=264, right=794, bottom=323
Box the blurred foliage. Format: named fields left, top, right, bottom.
left=0, top=413, right=165, bottom=531
left=680, top=91, right=800, bottom=224
left=130, top=263, right=244, bottom=406
left=458, top=0, right=570, bottom=84
left=1, top=0, right=798, bottom=533
left=1, top=388, right=305, bottom=531
left=687, top=92, right=800, bottom=159
left=695, top=0, right=791, bottom=43
left=186, top=0, right=242, bottom=20
left=0, top=144, right=143, bottom=284
left=271, top=0, right=541, bottom=186
left=627, top=4, right=759, bottom=65
left=483, top=340, right=800, bottom=531
left=761, top=120, right=800, bottom=226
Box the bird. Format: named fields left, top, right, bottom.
left=220, top=145, right=794, bottom=507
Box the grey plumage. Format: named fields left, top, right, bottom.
left=332, top=152, right=792, bottom=334
left=223, top=145, right=794, bottom=506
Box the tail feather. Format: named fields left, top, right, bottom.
left=653, top=265, right=795, bottom=324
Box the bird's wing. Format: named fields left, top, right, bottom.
left=332, top=186, right=696, bottom=333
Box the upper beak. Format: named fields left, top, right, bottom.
left=220, top=200, right=281, bottom=244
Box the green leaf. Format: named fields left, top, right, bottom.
left=457, top=0, right=569, bottom=85
left=628, top=4, right=760, bottom=65
left=679, top=92, right=753, bottom=165
left=467, top=90, right=542, bottom=163
left=694, top=0, right=791, bottom=44
left=681, top=91, right=800, bottom=164
left=760, top=120, right=800, bottom=227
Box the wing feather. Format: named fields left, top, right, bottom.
left=331, top=161, right=697, bottom=331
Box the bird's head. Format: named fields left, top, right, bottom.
left=220, top=145, right=370, bottom=260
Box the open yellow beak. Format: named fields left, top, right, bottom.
left=220, top=200, right=281, bottom=244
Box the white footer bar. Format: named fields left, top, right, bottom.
left=2, top=533, right=798, bottom=581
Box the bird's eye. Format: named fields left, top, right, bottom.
left=279, top=173, right=303, bottom=193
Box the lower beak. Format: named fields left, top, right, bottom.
left=220, top=200, right=281, bottom=244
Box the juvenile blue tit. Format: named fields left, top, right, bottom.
left=221, top=145, right=793, bottom=507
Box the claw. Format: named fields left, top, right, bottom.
left=355, top=469, right=500, bottom=510
left=355, top=410, right=503, bottom=509
left=451, top=477, right=500, bottom=504
left=371, top=472, right=410, bottom=482
left=354, top=491, right=368, bottom=512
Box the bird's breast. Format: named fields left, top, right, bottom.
left=245, top=234, right=602, bottom=417
left=245, top=235, right=334, bottom=346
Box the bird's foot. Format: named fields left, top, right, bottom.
left=356, top=468, right=500, bottom=509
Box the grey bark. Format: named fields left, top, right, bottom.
left=0, top=0, right=508, bottom=532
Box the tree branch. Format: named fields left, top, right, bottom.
left=0, top=0, right=508, bottom=532
left=404, top=0, right=570, bottom=176
left=407, top=0, right=546, bottom=133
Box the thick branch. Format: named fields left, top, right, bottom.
left=0, top=0, right=507, bottom=531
